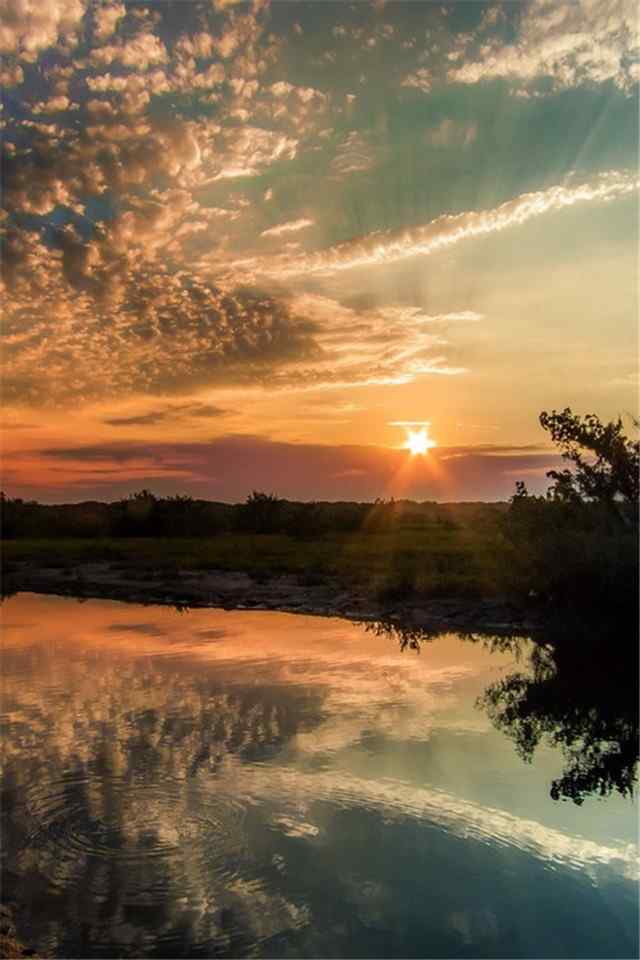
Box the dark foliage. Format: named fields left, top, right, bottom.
left=499, top=410, right=638, bottom=616
left=0, top=491, right=496, bottom=541
left=234, top=491, right=285, bottom=535
left=0, top=490, right=234, bottom=540
left=539, top=408, right=639, bottom=509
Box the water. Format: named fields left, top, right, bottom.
left=1, top=593, right=637, bottom=959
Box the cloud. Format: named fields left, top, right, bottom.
left=19, top=436, right=562, bottom=502
left=448, top=0, right=640, bottom=92
left=0, top=62, right=23, bottom=86
left=2, top=229, right=320, bottom=403
left=433, top=311, right=483, bottom=322
left=0, top=110, right=214, bottom=216
left=169, top=59, right=226, bottom=94
left=31, top=95, right=75, bottom=113
left=400, top=67, right=432, bottom=92
left=425, top=118, right=478, bottom=148
left=93, top=1, right=126, bottom=42
left=103, top=403, right=229, bottom=427
left=0, top=0, right=635, bottom=446
left=0, top=0, right=85, bottom=58
left=255, top=170, right=638, bottom=279
left=208, top=127, right=298, bottom=181
left=256, top=293, right=469, bottom=390
left=86, top=69, right=171, bottom=112
left=3, top=225, right=470, bottom=400
left=260, top=218, right=314, bottom=239
left=89, top=28, right=168, bottom=70
left=331, top=131, right=374, bottom=176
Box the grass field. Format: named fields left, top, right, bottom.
left=2, top=525, right=505, bottom=601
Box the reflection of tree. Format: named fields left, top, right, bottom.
left=369, top=616, right=638, bottom=805
left=362, top=618, right=432, bottom=653
left=478, top=621, right=638, bottom=805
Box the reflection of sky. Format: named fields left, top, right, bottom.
left=1, top=593, right=638, bottom=958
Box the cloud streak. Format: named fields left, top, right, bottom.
left=102, top=402, right=229, bottom=427
left=260, top=218, right=314, bottom=239
left=255, top=170, right=638, bottom=279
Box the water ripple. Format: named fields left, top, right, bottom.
left=23, top=771, right=250, bottom=876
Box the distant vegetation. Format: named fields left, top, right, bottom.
left=1, top=496, right=503, bottom=602
left=0, top=489, right=498, bottom=542
left=2, top=409, right=637, bottom=618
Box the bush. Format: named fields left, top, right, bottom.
left=496, top=410, right=639, bottom=617
left=499, top=487, right=638, bottom=615
left=235, top=492, right=285, bottom=534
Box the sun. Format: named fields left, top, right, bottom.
left=405, top=427, right=436, bottom=456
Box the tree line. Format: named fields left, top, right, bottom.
left=0, top=490, right=494, bottom=541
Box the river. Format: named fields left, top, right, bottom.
left=1, top=593, right=637, bottom=958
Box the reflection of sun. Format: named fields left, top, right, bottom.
left=405, top=427, right=436, bottom=456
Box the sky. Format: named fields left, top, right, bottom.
left=1, top=0, right=638, bottom=502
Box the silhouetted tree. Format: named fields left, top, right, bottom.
left=539, top=408, right=638, bottom=514
left=502, top=410, right=639, bottom=611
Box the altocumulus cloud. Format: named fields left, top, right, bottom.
left=2, top=224, right=320, bottom=403
left=0, top=0, right=637, bottom=416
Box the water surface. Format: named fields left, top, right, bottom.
left=1, top=593, right=637, bottom=958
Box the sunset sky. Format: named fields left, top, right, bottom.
left=2, top=0, right=638, bottom=502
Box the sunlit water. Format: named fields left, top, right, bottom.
left=1, top=593, right=637, bottom=959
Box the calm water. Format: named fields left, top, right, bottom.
left=1, top=593, right=637, bottom=959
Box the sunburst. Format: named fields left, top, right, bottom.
left=405, top=427, right=436, bottom=455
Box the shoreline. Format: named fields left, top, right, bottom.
left=3, top=561, right=539, bottom=636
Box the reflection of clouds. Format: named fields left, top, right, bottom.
left=271, top=815, right=320, bottom=839
left=2, top=606, right=327, bottom=954
left=220, top=766, right=639, bottom=882
left=292, top=660, right=474, bottom=756
left=2, top=593, right=637, bottom=959
left=226, top=876, right=311, bottom=943
left=1, top=597, right=483, bottom=771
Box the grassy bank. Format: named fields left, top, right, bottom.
left=2, top=523, right=505, bottom=602
left=3, top=491, right=636, bottom=618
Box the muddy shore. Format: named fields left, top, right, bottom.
left=3, top=561, right=539, bottom=635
